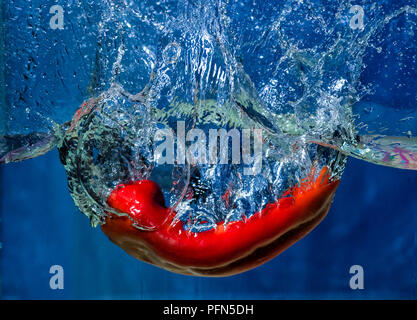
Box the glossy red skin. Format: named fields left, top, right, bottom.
left=102, top=168, right=340, bottom=276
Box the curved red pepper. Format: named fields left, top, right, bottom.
left=102, top=168, right=340, bottom=276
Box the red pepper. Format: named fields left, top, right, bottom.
left=102, top=168, right=339, bottom=276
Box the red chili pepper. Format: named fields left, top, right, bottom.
left=102, top=168, right=339, bottom=276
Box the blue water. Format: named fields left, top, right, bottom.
left=1, top=0, right=417, bottom=299
left=1, top=151, right=416, bottom=299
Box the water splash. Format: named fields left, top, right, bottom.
left=1, top=1, right=417, bottom=230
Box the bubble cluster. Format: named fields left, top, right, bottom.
left=2, top=1, right=417, bottom=229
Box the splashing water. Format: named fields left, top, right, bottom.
left=1, top=1, right=417, bottom=231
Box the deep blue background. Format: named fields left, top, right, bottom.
left=1, top=151, right=416, bottom=299
left=1, top=0, right=417, bottom=299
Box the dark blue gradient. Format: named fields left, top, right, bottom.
left=1, top=150, right=416, bottom=299
left=1, top=0, right=417, bottom=299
